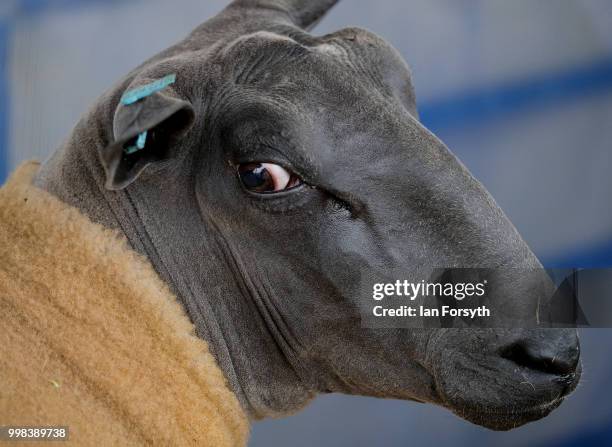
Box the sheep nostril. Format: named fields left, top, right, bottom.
left=499, top=338, right=580, bottom=377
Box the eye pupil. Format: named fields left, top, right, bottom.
left=237, top=162, right=302, bottom=194
left=239, top=164, right=273, bottom=192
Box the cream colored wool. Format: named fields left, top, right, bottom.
left=0, top=162, right=249, bottom=446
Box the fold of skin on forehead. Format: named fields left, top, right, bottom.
left=34, top=0, right=580, bottom=431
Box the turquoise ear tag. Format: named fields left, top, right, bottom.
left=120, top=73, right=177, bottom=105
left=120, top=74, right=177, bottom=155
left=124, top=131, right=148, bottom=155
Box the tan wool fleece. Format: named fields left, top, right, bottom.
left=0, top=162, right=249, bottom=446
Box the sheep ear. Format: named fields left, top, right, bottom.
left=100, top=83, right=195, bottom=190
left=228, top=0, right=338, bottom=30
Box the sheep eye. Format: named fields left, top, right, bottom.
left=237, top=162, right=302, bottom=193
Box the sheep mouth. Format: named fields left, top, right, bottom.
left=436, top=363, right=581, bottom=431
left=449, top=397, right=564, bottom=431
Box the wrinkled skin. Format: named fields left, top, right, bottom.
left=35, top=0, right=580, bottom=430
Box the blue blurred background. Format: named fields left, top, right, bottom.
left=0, top=1, right=610, bottom=445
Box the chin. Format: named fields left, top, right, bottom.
left=452, top=398, right=564, bottom=431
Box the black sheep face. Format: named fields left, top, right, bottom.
left=39, top=0, right=581, bottom=429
